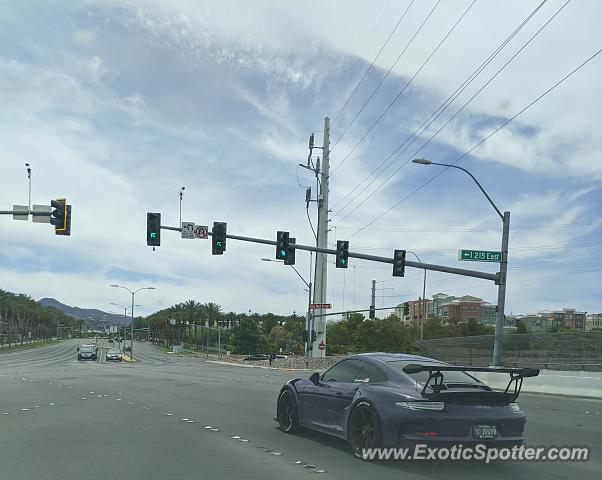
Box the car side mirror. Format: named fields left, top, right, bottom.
left=309, top=372, right=320, bottom=385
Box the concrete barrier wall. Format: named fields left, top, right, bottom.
left=472, top=369, right=602, bottom=398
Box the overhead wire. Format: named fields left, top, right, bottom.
left=329, top=0, right=443, bottom=160
left=333, top=0, right=571, bottom=225
left=330, top=0, right=414, bottom=127
left=329, top=0, right=549, bottom=215
left=347, top=47, right=600, bottom=239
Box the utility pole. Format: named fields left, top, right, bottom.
left=370, top=280, right=376, bottom=319
left=312, top=117, right=330, bottom=357
left=493, top=211, right=510, bottom=367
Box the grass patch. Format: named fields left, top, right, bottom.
left=0, top=339, right=61, bottom=353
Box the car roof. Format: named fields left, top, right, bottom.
left=347, top=352, right=445, bottom=364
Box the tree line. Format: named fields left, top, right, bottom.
left=139, top=299, right=496, bottom=355
left=0, top=289, right=80, bottom=348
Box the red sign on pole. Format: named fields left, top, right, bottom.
left=318, top=341, right=326, bottom=350
left=310, top=303, right=331, bottom=309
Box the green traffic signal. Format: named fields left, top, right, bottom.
left=280, top=248, right=287, bottom=257
left=150, top=232, right=157, bottom=239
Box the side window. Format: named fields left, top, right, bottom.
left=322, top=360, right=364, bottom=383
left=354, top=363, right=388, bottom=384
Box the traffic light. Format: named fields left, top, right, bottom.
left=212, top=222, right=227, bottom=255
left=403, top=302, right=410, bottom=316
left=147, top=213, right=161, bottom=246
left=50, top=198, right=71, bottom=236
left=303, top=330, right=308, bottom=343
left=336, top=240, right=349, bottom=268
left=57, top=205, right=71, bottom=236
left=393, top=249, right=406, bottom=277
left=284, top=237, right=296, bottom=265
left=276, top=231, right=289, bottom=261
left=311, top=330, right=317, bottom=342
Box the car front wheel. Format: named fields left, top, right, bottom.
left=348, top=401, right=382, bottom=459
left=277, top=390, right=299, bottom=433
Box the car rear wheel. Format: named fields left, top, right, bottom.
left=348, top=401, right=382, bottom=459
left=277, top=390, right=299, bottom=433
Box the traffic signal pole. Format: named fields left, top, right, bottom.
left=159, top=225, right=500, bottom=282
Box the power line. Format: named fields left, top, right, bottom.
left=334, top=219, right=602, bottom=232
left=330, top=0, right=414, bottom=127
left=334, top=0, right=571, bottom=225
left=329, top=0, right=443, bottom=162
left=348, top=46, right=600, bottom=239
left=329, top=0, right=549, bottom=213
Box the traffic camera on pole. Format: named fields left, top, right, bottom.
left=393, top=249, right=406, bottom=277
left=51, top=198, right=71, bottom=236
left=285, top=237, right=296, bottom=266
left=212, top=222, right=227, bottom=255
left=336, top=240, right=349, bottom=268
left=276, top=231, right=289, bottom=261
left=146, top=213, right=161, bottom=246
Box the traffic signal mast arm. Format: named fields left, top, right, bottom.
left=157, top=222, right=499, bottom=283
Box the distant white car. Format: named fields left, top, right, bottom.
left=106, top=349, right=122, bottom=362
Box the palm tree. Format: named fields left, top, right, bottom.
left=203, top=302, right=222, bottom=328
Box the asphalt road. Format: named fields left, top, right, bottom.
left=1, top=340, right=600, bottom=480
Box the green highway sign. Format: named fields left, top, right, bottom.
left=458, top=249, right=501, bottom=262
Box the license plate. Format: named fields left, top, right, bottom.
left=472, top=424, right=497, bottom=439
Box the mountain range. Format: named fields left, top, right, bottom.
left=38, top=298, right=129, bottom=325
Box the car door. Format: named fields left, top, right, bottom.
left=317, top=360, right=366, bottom=432
left=329, top=361, right=389, bottom=432
left=298, top=359, right=363, bottom=430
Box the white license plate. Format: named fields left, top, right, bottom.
left=472, top=424, right=498, bottom=439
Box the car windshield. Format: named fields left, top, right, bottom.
left=80, top=347, right=94, bottom=353
left=387, top=361, right=482, bottom=386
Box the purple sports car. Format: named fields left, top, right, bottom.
left=275, top=353, right=539, bottom=457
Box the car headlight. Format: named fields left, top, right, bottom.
left=509, top=402, right=521, bottom=413
left=395, top=401, right=445, bottom=411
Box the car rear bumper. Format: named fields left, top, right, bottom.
left=377, top=404, right=526, bottom=447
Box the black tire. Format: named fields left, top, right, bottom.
left=277, top=390, right=300, bottom=433
left=348, top=401, right=382, bottom=459
left=77, top=356, right=81, bottom=361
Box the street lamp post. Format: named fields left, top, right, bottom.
left=110, top=303, right=141, bottom=351
left=110, top=285, right=156, bottom=360
left=261, top=258, right=312, bottom=367
left=412, top=158, right=509, bottom=367
left=406, top=251, right=427, bottom=341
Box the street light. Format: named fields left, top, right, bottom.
left=261, top=257, right=313, bottom=367
left=110, top=303, right=141, bottom=349
left=406, top=251, right=427, bottom=341
left=412, top=158, right=509, bottom=367
left=110, top=285, right=156, bottom=359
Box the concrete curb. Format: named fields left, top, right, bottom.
left=205, top=360, right=309, bottom=372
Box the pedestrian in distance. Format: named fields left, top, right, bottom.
left=269, top=352, right=275, bottom=367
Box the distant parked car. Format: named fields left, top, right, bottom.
left=243, top=354, right=269, bottom=361
left=275, top=355, right=288, bottom=359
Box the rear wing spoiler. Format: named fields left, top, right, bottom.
left=403, top=364, right=540, bottom=402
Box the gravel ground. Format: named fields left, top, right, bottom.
left=217, top=354, right=344, bottom=371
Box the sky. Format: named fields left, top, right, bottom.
left=1, top=0, right=601, bottom=320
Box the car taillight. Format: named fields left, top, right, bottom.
left=395, top=401, right=445, bottom=411
left=509, top=402, right=521, bottom=413
left=414, top=431, right=439, bottom=436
